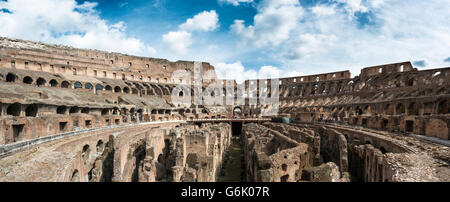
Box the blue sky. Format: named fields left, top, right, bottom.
left=1, top=0, right=450, bottom=82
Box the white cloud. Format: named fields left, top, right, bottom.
left=231, top=0, right=304, bottom=47
left=162, top=10, right=219, bottom=55
left=284, top=34, right=337, bottom=60
left=179, top=10, right=219, bottom=32
left=0, top=0, right=156, bottom=55
left=334, top=0, right=367, bottom=14
left=311, top=5, right=336, bottom=17
left=214, top=61, right=256, bottom=83
left=228, top=0, right=450, bottom=76
left=218, top=0, right=253, bottom=6
left=162, top=31, right=193, bottom=55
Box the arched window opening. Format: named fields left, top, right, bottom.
left=114, top=86, right=121, bottom=93
left=25, top=104, right=38, bottom=117
left=95, top=84, right=103, bottom=91
left=36, top=78, right=46, bottom=87
left=61, top=81, right=70, bottom=88
left=7, top=103, right=21, bottom=116
left=123, top=87, right=130, bottom=94
left=380, top=147, right=387, bottom=154
left=357, top=107, right=363, bottom=115
left=57, top=106, right=67, bottom=114
left=96, top=140, right=104, bottom=153
left=6, top=73, right=16, bottom=82
left=23, top=76, right=33, bottom=84
left=85, top=83, right=93, bottom=90
left=49, top=79, right=58, bottom=87
left=105, top=85, right=112, bottom=91
left=69, top=106, right=79, bottom=114
left=74, top=82, right=83, bottom=89
left=82, top=145, right=90, bottom=163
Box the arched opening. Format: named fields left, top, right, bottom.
left=396, top=103, right=405, bottom=115
left=105, top=85, right=112, bottom=91
left=96, top=140, right=104, bottom=153
left=114, top=86, right=121, bottom=93
left=69, top=106, right=79, bottom=114
left=96, top=84, right=104, bottom=91
left=36, top=78, right=46, bottom=86
left=49, top=79, right=58, bottom=87
left=437, top=100, right=448, bottom=114
left=25, top=104, right=38, bottom=117
left=137, top=109, right=143, bottom=121
left=23, top=76, right=33, bottom=84
left=74, top=82, right=83, bottom=89
left=123, top=87, right=130, bottom=94
left=356, top=106, right=363, bottom=115
left=85, top=83, right=93, bottom=90
left=380, top=147, right=387, bottom=154
left=61, top=81, right=70, bottom=88
left=57, top=106, right=67, bottom=114
left=82, top=145, right=90, bottom=163
left=233, top=107, right=242, bottom=118
left=132, top=88, right=138, bottom=94
left=7, top=103, right=21, bottom=116
left=6, top=73, right=16, bottom=82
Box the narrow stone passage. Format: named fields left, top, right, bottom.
left=217, top=137, right=244, bottom=182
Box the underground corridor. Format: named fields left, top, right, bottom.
left=217, top=122, right=245, bottom=182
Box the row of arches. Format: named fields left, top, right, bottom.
left=285, top=99, right=448, bottom=118
left=0, top=103, right=39, bottom=117
left=278, top=69, right=447, bottom=99
left=3, top=72, right=177, bottom=96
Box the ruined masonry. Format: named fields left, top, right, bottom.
left=0, top=37, right=448, bottom=182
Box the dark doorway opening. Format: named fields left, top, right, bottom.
left=6, top=73, right=16, bottom=82
left=59, top=122, right=68, bottom=132
left=232, top=122, right=242, bottom=136
left=85, top=120, right=92, bottom=128
left=12, top=124, right=25, bottom=142
left=382, top=119, right=388, bottom=130
left=406, top=120, right=414, bottom=133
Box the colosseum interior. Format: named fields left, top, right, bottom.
left=0, top=37, right=448, bottom=182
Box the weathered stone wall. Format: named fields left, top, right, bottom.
left=242, top=123, right=313, bottom=182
